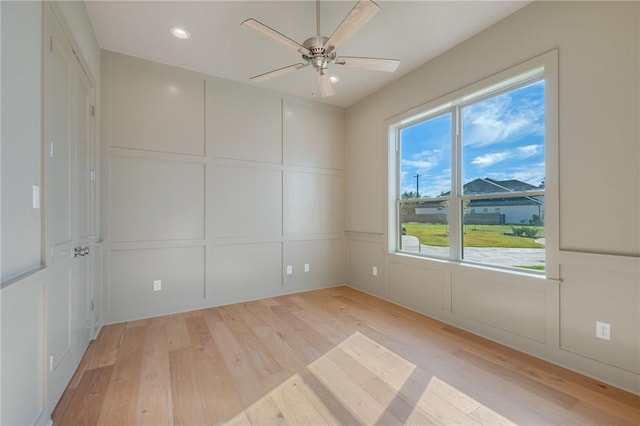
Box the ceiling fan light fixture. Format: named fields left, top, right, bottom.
left=169, top=26, right=191, bottom=39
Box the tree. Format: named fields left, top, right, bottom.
left=401, top=191, right=419, bottom=199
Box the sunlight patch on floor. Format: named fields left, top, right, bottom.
left=224, top=331, right=516, bottom=425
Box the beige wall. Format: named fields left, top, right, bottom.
left=345, top=1, right=640, bottom=393
left=101, top=51, right=345, bottom=323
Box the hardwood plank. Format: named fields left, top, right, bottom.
left=332, top=336, right=480, bottom=426
left=204, top=309, right=272, bottom=407
left=96, top=326, right=145, bottom=425
left=243, top=299, right=323, bottom=366
left=135, top=319, right=171, bottom=426
left=51, top=387, right=77, bottom=426
left=326, top=346, right=435, bottom=425
left=308, top=351, right=402, bottom=425
left=223, top=410, right=252, bottom=426
left=169, top=347, right=209, bottom=426
left=244, top=394, right=286, bottom=426
left=270, top=303, right=335, bottom=354
left=185, top=314, right=245, bottom=424
left=57, top=366, right=114, bottom=426
left=297, top=371, right=363, bottom=426
left=454, top=348, right=580, bottom=410
left=217, top=305, right=283, bottom=377
left=166, top=314, right=192, bottom=352
left=270, top=374, right=333, bottom=425
left=53, top=287, right=640, bottom=426
left=86, top=322, right=127, bottom=370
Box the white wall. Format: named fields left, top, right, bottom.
left=101, top=51, right=345, bottom=323
left=0, top=0, right=98, bottom=284
left=1, top=2, right=101, bottom=425
left=1, top=4, right=46, bottom=422
left=345, top=1, right=639, bottom=393
left=1, top=1, right=42, bottom=282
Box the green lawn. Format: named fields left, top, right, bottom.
left=402, top=223, right=544, bottom=248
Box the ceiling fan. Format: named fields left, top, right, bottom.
left=241, top=0, right=400, bottom=97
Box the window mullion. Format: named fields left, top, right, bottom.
left=449, top=106, right=463, bottom=261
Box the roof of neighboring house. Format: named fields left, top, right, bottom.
left=464, top=178, right=539, bottom=194
left=415, top=197, right=543, bottom=209
left=440, top=177, right=540, bottom=196
left=467, top=197, right=543, bottom=207
left=413, top=178, right=543, bottom=208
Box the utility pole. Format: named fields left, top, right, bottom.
left=414, top=173, right=420, bottom=198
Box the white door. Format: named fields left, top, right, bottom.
left=43, top=5, right=96, bottom=411
left=74, top=65, right=95, bottom=353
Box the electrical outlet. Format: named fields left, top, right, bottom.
left=372, top=266, right=378, bottom=276
left=596, top=321, right=611, bottom=341
left=286, top=265, right=293, bottom=276
left=153, top=280, right=162, bottom=291
left=304, top=263, right=310, bottom=272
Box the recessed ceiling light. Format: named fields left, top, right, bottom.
left=330, top=76, right=340, bottom=83
left=169, top=26, right=191, bottom=39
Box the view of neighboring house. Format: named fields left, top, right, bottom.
left=410, top=178, right=544, bottom=225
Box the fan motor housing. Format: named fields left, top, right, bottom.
left=303, top=36, right=328, bottom=53
left=302, top=36, right=336, bottom=71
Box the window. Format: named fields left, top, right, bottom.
left=389, top=52, right=557, bottom=275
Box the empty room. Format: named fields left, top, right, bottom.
left=1, top=0, right=639, bottom=424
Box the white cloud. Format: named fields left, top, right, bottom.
left=484, top=162, right=545, bottom=187
left=463, top=92, right=544, bottom=147
left=402, top=159, right=438, bottom=169
left=470, top=144, right=542, bottom=169
left=471, top=152, right=509, bottom=167
left=517, top=144, right=541, bottom=158
left=401, top=149, right=444, bottom=172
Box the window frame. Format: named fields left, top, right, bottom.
left=387, top=50, right=559, bottom=279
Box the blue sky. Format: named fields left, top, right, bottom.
left=400, top=80, right=545, bottom=198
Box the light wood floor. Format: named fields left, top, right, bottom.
left=52, top=286, right=639, bottom=425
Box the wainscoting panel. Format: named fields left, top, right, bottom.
left=284, top=171, right=344, bottom=236
left=283, top=97, right=344, bottom=170
left=560, top=253, right=640, bottom=374
left=1, top=272, right=46, bottom=425
left=209, top=242, right=283, bottom=305
left=107, top=246, right=205, bottom=322
left=207, top=78, right=282, bottom=164
left=209, top=165, right=282, bottom=239
left=107, top=52, right=205, bottom=156
left=387, top=258, right=446, bottom=313
left=109, top=156, right=205, bottom=242
left=451, top=270, right=547, bottom=343
left=284, top=238, right=345, bottom=292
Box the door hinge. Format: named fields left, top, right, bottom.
left=90, top=299, right=96, bottom=311
left=90, top=105, right=95, bottom=117
left=90, top=170, right=96, bottom=181
left=49, top=141, right=54, bottom=158
left=49, top=36, right=53, bottom=53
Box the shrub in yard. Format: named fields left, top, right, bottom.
left=511, top=226, right=539, bottom=238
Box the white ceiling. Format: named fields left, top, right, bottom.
left=85, top=0, right=530, bottom=107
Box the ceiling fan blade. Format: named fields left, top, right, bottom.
left=334, top=56, right=400, bottom=72
left=241, top=18, right=310, bottom=55
left=250, top=63, right=308, bottom=83
left=317, top=71, right=335, bottom=97
left=323, top=0, right=380, bottom=51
